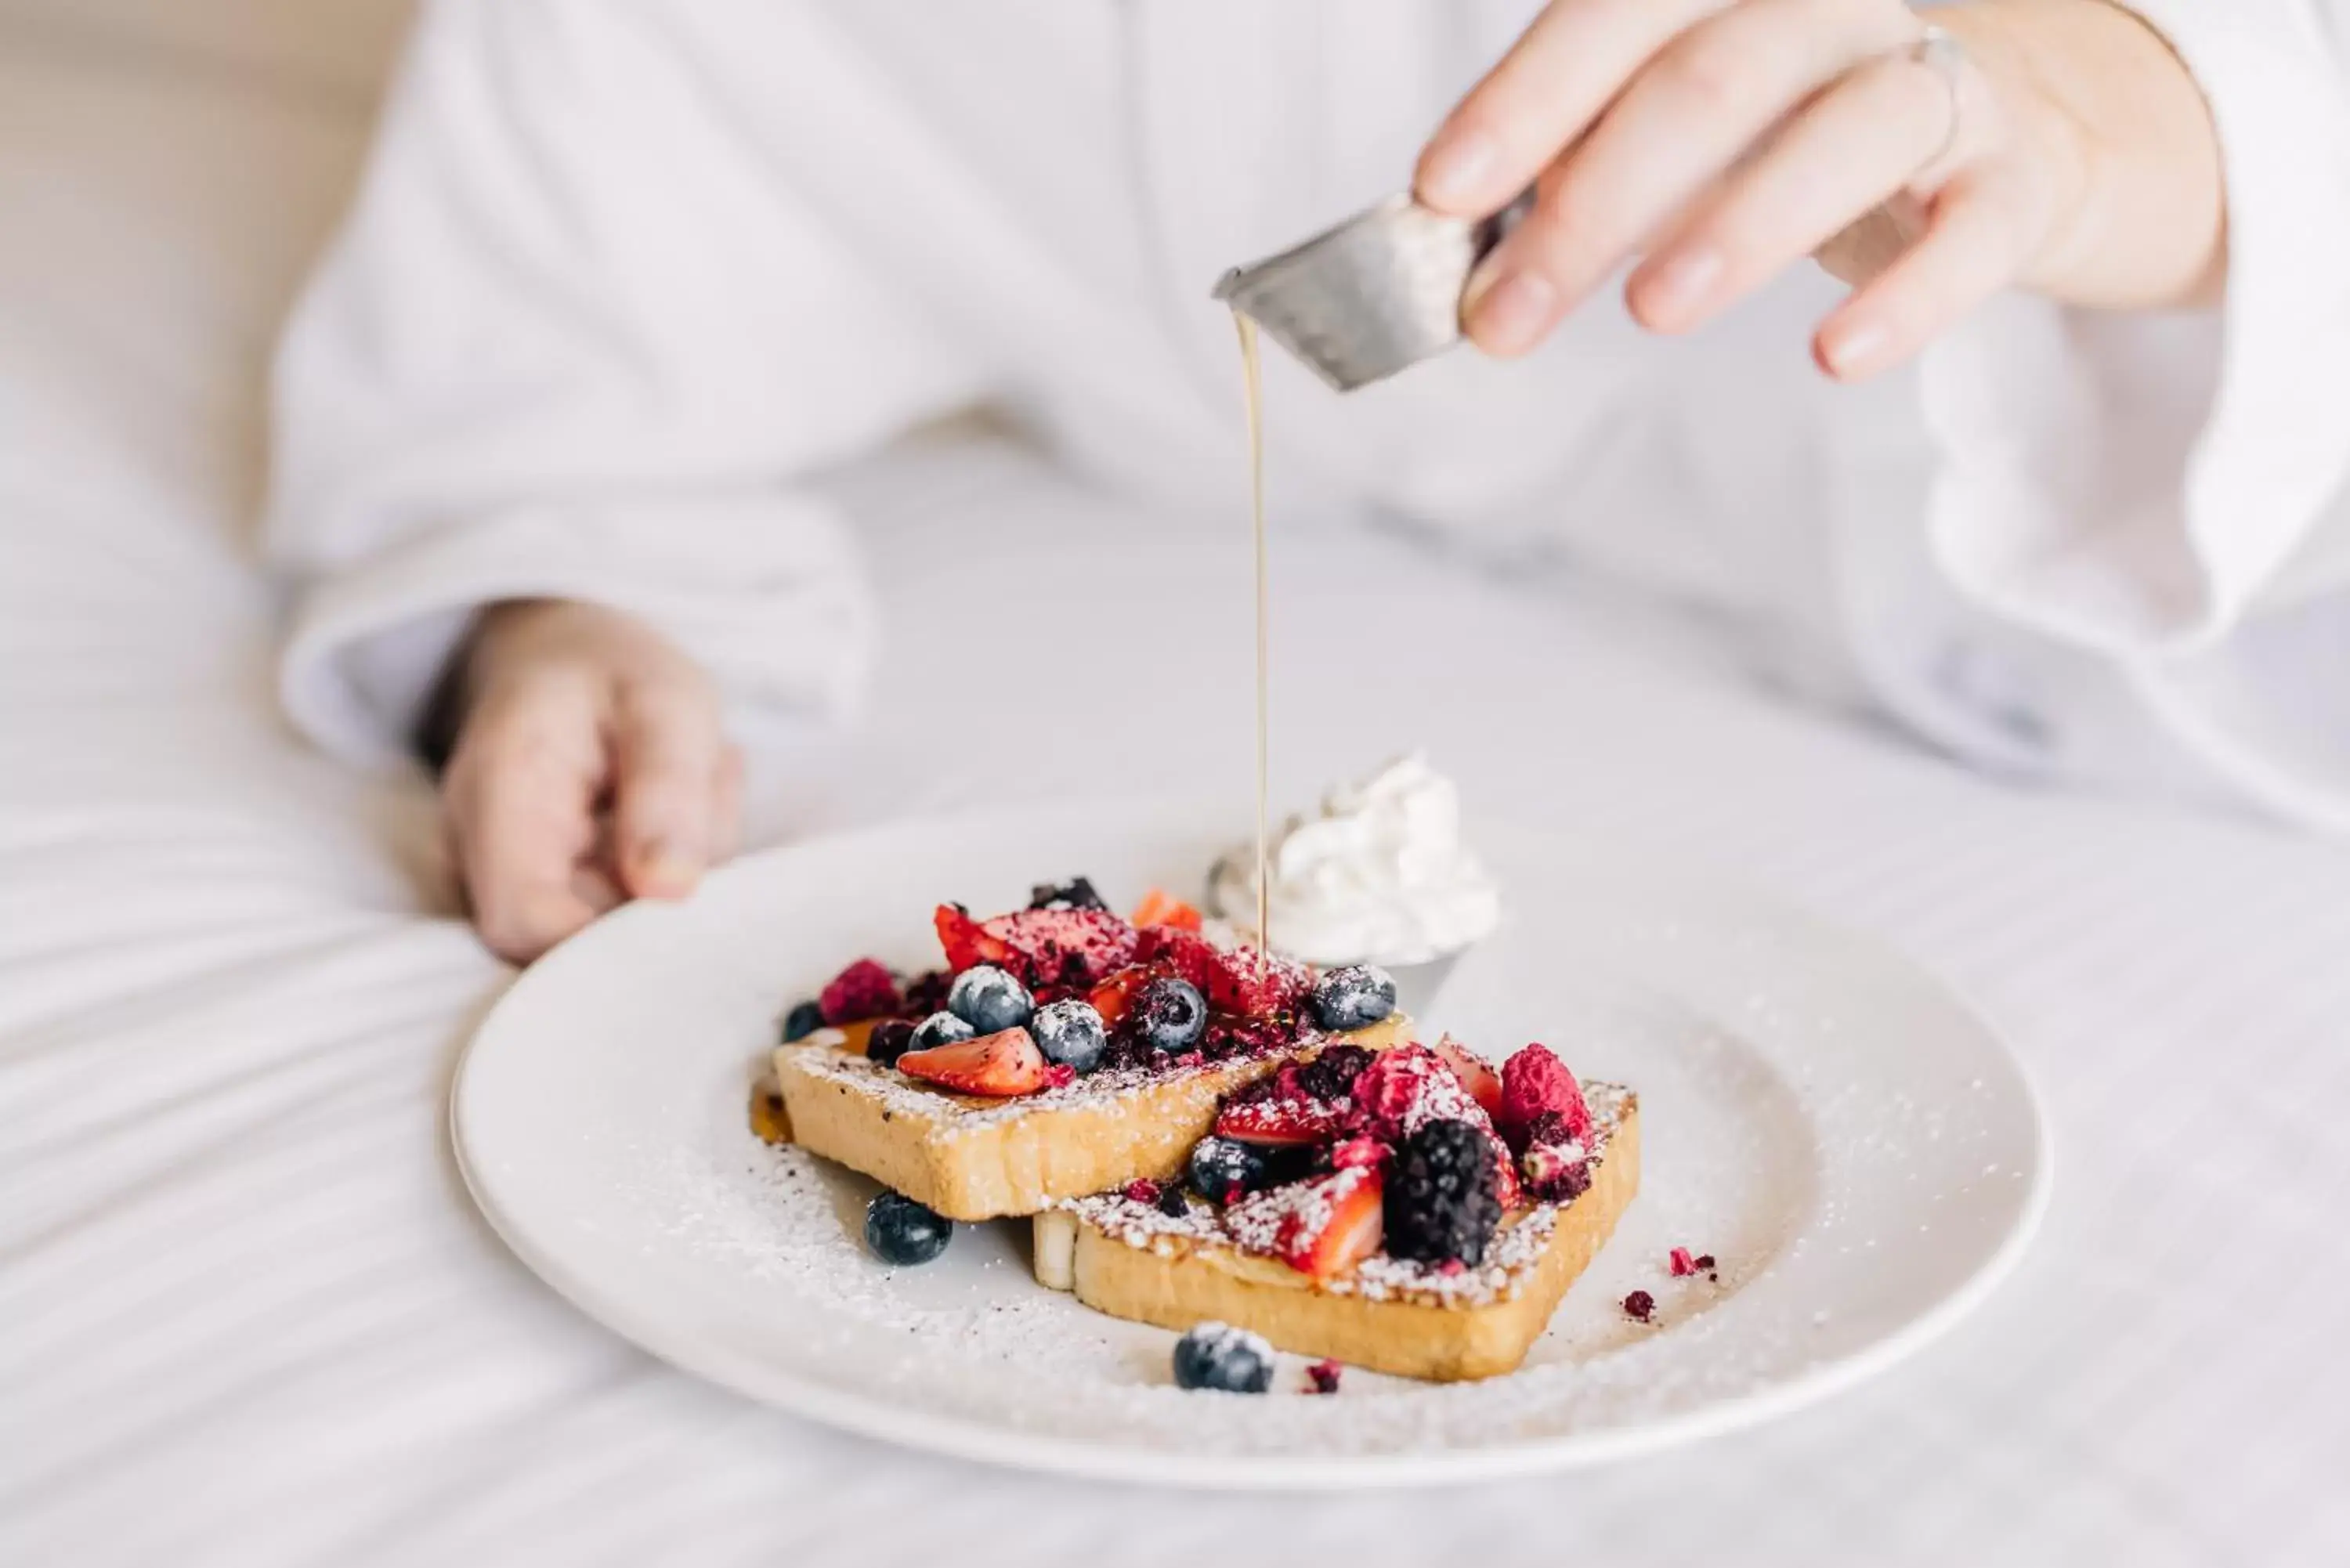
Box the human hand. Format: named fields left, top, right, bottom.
left=1415, top=0, right=2223, bottom=379
left=438, top=600, right=741, bottom=963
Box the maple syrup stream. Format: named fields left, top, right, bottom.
left=1232, top=310, right=1271, bottom=952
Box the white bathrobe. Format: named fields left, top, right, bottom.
left=267, top=0, right=2350, bottom=831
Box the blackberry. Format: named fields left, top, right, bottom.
left=1295, top=1044, right=1375, bottom=1104
left=865, top=1018, right=916, bottom=1070
left=899, top=968, right=952, bottom=1019
left=1384, top=1118, right=1502, bottom=1267
left=1029, top=876, right=1109, bottom=912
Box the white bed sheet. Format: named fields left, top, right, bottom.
left=4, top=21, right=2348, bottom=1568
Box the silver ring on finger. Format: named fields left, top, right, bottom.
left=1907, top=23, right=1967, bottom=173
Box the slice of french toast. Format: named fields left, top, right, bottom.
left=772, top=1017, right=1411, bottom=1221
left=1034, top=1082, right=1639, bottom=1381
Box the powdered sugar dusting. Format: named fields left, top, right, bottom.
left=1066, top=1082, right=1634, bottom=1307
left=785, top=1041, right=1287, bottom=1134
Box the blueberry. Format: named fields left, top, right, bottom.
left=780, top=1000, right=826, bottom=1042
left=1030, top=999, right=1107, bottom=1072
left=947, top=965, right=1032, bottom=1033
left=864, top=1191, right=953, bottom=1266
left=1135, top=976, right=1208, bottom=1053
left=1307, top=964, right=1397, bottom=1031
left=908, top=1010, right=976, bottom=1053
left=1173, top=1321, right=1274, bottom=1393
left=864, top=1018, right=916, bottom=1070
left=1187, top=1135, right=1267, bottom=1204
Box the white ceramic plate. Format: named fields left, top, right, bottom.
left=452, top=804, right=2048, bottom=1488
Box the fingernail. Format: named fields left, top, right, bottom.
left=1464, top=269, right=1558, bottom=356
left=1819, top=320, right=1889, bottom=378
left=1418, top=127, right=1499, bottom=212
left=1638, top=247, right=1723, bottom=326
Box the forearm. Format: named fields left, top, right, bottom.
left=1937, top=0, right=2225, bottom=309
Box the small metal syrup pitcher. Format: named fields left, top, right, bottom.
left=1212, top=190, right=1531, bottom=392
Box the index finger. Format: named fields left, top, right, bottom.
left=1415, top=0, right=1724, bottom=217
left=445, top=693, right=606, bottom=962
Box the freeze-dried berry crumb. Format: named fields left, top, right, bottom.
left=1306, top=1360, right=1343, bottom=1395
left=1694, top=1253, right=1716, bottom=1271
left=1157, top=1183, right=1191, bottom=1217
left=1520, top=1142, right=1592, bottom=1203
left=1623, top=1289, right=1656, bottom=1323
left=1123, top=1179, right=1162, bottom=1205
left=1669, top=1246, right=1697, bottom=1277
left=1296, top=1044, right=1374, bottom=1104
left=1042, top=1063, right=1076, bottom=1089
left=899, top=968, right=952, bottom=1019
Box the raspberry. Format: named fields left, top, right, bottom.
left=1623, top=1289, right=1656, bottom=1323
left=1383, top=1118, right=1502, bottom=1267
left=1499, top=1044, right=1592, bottom=1149
left=1326, top=1135, right=1388, bottom=1170
left=819, top=958, right=900, bottom=1024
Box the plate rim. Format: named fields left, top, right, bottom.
left=449, top=802, right=2053, bottom=1489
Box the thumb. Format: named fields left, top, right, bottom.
left=610, top=674, right=725, bottom=900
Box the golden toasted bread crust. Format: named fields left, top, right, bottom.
left=772, top=1017, right=1410, bottom=1220
left=1051, top=1100, right=1640, bottom=1381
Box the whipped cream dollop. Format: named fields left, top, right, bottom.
left=1212, top=753, right=1500, bottom=966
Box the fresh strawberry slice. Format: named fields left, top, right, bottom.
left=1086, top=964, right=1150, bottom=1028
left=1216, top=1096, right=1344, bottom=1147
left=1135, top=925, right=1222, bottom=995
left=896, top=1026, right=1048, bottom=1097
left=1130, top=888, right=1204, bottom=931
left=975, top=906, right=1140, bottom=988
left=935, top=903, right=1008, bottom=973
left=1326, top=1134, right=1389, bottom=1170
left=1433, top=1035, right=1504, bottom=1120
left=1203, top=944, right=1311, bottom=1017
left=1227, top=1167, right=1385, bottom=1279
